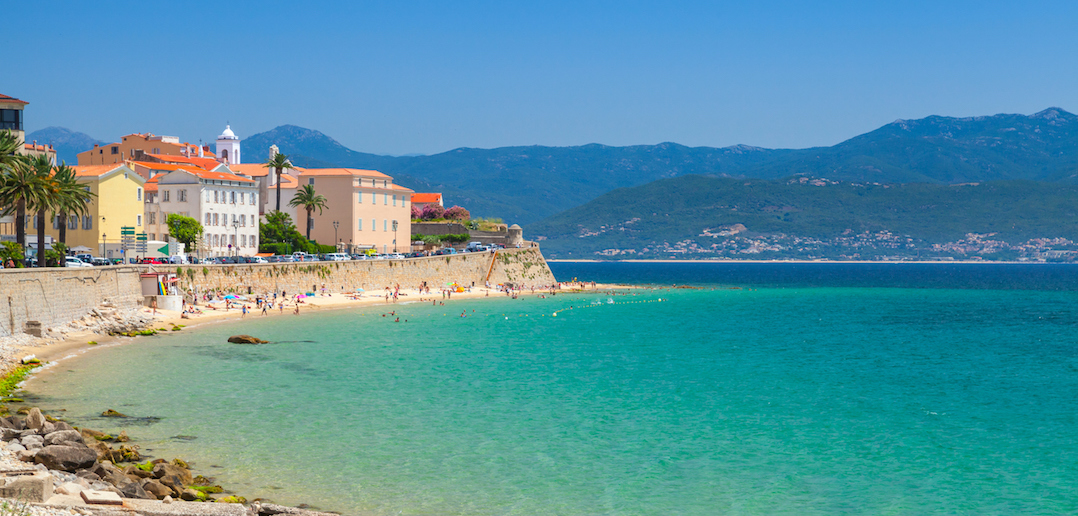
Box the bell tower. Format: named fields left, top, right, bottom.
left=216, top=124, right=240, bottom=164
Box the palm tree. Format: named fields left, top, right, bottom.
left=51, top=162, right=95, bottom=246
left=288, top=184, right=327, bottom=241
left=0, top=138, right=48, bottom=256
left=263, top=152, right=293, bottom=213
left=28, top=155, right=56, bottom=267
left=0, top=131, right=30, bottom=249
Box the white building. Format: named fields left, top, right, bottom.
left=144, top=166, right=260, bottom=257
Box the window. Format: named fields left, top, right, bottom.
left=384, top=193, right=388, bottom=205
left=357, top=218, right=362, bottom=230
left=251, top=236, right=257, bottom=248
left=371, top=192, right=376, bottom=203
left=232, top=214, right=237, bottom=225
left=213, top=213, right=219, bottom=225
left=241, top=234, right=246, bottom=247
left=67, top=215, right=77, bottom=230
left=150, top=233, right=156, bottom=240
left=384, top=219, right=387, bottom=232
left=82, top=216, right=92, bottom=230
left=238, top=192, right=244, bottom=204
left=308, top=178, right=314, bottom=186
left=0, top=109, right=22, bottom=131
left=148, top=212, right=156, bottom=225
left=372, top=219, right=375, bottom=232
left=32, top=217, right=36, bottom=229
left=178, top=189, right=187, bottom=202
left=393, top=195, right=397, bottom=206
left=357, top=191, right=362, bottom=204
left=51, top=215, right=59, bottom=229
left=153, top=147, right=160, bottom=154
left=162, top=190, right=170, bottom=202
left=222, top=149, right=229, bottom=161
left=213, top=191, right=219, bottom=203
left=230, top=235, right=236, bottom=246
left=240, top=214, right=246, bottom=226
left=136, top=215, right=142, bottom=226
left=213, top=234, right=218, bottom=246
left=137, top=188, right=142, bottom=201
left=205, top=213, right=211, bottom=225
left=230, top=191, right=236, bottom=204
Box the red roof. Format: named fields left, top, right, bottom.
left=0, top=94, right=28, bottom=105
left=144, top=153, right=223, bottom=171
left=411, top=193, right=442, bottom=203
left=300, top=167, right=390, bottom=178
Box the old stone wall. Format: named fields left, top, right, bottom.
left=0, top=267, right=144, bottom=337
left=162, top=247, right=557, bottom=297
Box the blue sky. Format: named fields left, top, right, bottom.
left=9, top=0, right=1077, bottom=155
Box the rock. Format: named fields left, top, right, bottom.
left=228, top=334, right=269, bottom=344
left=56, top=482, right=84, bottom=496
left=25, top=408, right=46, bottom=431
left=119, top=482, right=153, bottom=499
left=179, top=488, right=201, bottom=501
left=86, top=439, right=111, bottom=460
left=124, top=465, right=154, bottom=479
left=25, top=442, right=43, bottom=450
left=6, top=442, right=26, bottom=452
left=41, top=422, right=57, bottom=435
left=21, top=434, right=43, bottom=445
left=16, top=449, right=37, bottom=462
left=44, top=430, right=85, bottom=446
left=76, top=471, right=102, bottom=482
left=0, top=416, right=22, bottom=429
left=101, top=409, right=127, bottom=417
left=140, top=479, right=173, bottom=500
left=2, top=427, right=20, bottom=440
left=162, top=495, right=173, bottom=504
left=80, top=428, right=112, bottom=441
left=35, top=444, right=98, bottom=471
left=91, top=462, right=130, bottom=488
left=152, top=463, right=192, bottom=486
left=52, top=421, right=75, bottom=432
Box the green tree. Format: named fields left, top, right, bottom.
left=166, top=213, right=204, bottom=255
left=263, top=152, right=293, bottom=213
left=28, top=155, right=57, bottom=267
left=259, top=210, right=319, bottom=254
left=51, top=162, right=95, bottom=246
left=0, top=130, right=34, bottom=251
left=288, top=184, right=328, bottom=241
left=0, top=242, right=24, bottom=268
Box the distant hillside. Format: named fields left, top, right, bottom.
left=528, top=175, right=1078, bottom=260
left=25, top=127, right=103, bottom=164
left=240, top=108, right=1078, bottom=225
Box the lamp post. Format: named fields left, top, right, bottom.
left=392, top=220, right=398, bottom=253
left=101, top=233, right=106, bottom=258
left=231, top=219, right=240, bottom=257
left=333, top=221, right=339, bottom=252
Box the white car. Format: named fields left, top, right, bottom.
left=323, top=253, right=350, bottom=261
left=387, top=253, right=405, bottom=260
left=65, top=256, right=93, bottom=268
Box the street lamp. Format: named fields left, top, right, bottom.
left=333, top=221, right=339, bottom=252
left=231, top=219, right=240, bottom=257
left=392, top=220, right=398, bottom=253
left=101, top=233, right=106, bottom=258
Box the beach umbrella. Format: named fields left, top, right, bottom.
left=354, top=288, right=365, bottom=292
left=296, top=293, right=307, bottom=299
left=224, top=294, right=237, bottom=299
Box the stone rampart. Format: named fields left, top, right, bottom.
left=0, top=267, right=144, bottom=337
left=162, top=247, right=556, bottom=297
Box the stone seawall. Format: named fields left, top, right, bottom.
left=163, top=247, right=556, bottom=298
left=0, top=267, right=144, bottom=338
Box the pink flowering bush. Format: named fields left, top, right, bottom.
left=420, top=204, right=446, bottom=220
left=411, top=204, right=422, bottom=220
left=444, top=206, right=471, bottom=221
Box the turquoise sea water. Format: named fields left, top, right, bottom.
left=25, top=263, right=1078, bottom=515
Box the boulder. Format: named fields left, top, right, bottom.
left=179, top=488, right=201, bottom=501
left=80, top=428, right=112, bottom=441
left=91, top=462, right=130, bottom=488
left=124, top=465, right=154, bottom=479
left=44, top=430, right=85, bottom=446
left=119, top=481, right=153, bottom=499
left=16, top=449, right=37, bottom=462
left=55, top=482, right=85, bottom=496
left=2, top=427, right=20, bottom=440
left=0, top=416, right=22, bottom=430
left=152, top=463, right=192, bottom=486
left=86, top=439, right=111, bottom=460
left=20, top=434, right=43, bottom=445
left=5, top=442, right=26, bottom=453
left=101, top=409, right=127, bottom=417
left=25, top=408, right=45, bottom=431
left=140, top=479, right=173, bottom=500
left=228, top=334, right=269, bottom=344
left=76, top=471, right=102, bottom=482
left=34, top=444, right=98, bottom=471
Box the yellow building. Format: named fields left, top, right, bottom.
left=34, top=164, right=146, bottom=258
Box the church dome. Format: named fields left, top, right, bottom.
left=218, top=125, right=237, bottom=140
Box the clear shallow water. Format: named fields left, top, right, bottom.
left=26, top=264, right=1078, bottom=515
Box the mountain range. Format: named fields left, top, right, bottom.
left=38, top=107, right=1078, bottom=230
left=25, top=127, right=104, bottom=165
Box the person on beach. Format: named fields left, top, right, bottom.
left=261, top=304, right=268, bottom=316
left=294, top=304, right=300, bottom=315
left=242, top=305, right=248, bottom=318
left=279, top=303, right=284, bottom=314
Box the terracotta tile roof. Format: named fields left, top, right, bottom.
left=0, top=94, right=28, bottom=105
left=133, top=161, right=253, bottom=184
left=390, top=184, right=416, bottom=193
left=72, top=164, right=124, bottom=177
left=23, top=143, right=54, bottom=152
left=195, top=169, right=254, bottom=183
left=145, top=153, right=223, bottom=170
left=131, top=161, right=203, bottom=173
left=300, top=167, right=390, bottom=178
left=228, top=163, right=306, bottom=177
left=411, top=193, right=442, bottom=203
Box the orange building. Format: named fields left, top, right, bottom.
left=77, top=133, right=213, bottom=166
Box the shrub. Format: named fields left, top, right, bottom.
left=420, top=204, right=445, bottom=220
left=259, top=242, right=292, bottom=256
left=443, top=233, right=471, bottom=243
left=411, top=204, right=422, bottom=220
left=444, top=206, right=470, bottom=221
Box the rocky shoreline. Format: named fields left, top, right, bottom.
left=0, top=406, right=338, bottom=516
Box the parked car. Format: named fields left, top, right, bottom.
left=387, top=253, right=405, bottom=260
left=75, top=253, right=94, bottom=263
left=249, top=256, right=269, bottom=264
left=65, top=256, right=93, bottom=268
left=323, top=253, right=350, bottom=261
left=299, top=254, right=320, bottom=262
left=187, top=257, right=202, bottom=264
left=92, top=257, right=110, bottom=266
left=168, top=255, right=188, bottom=264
